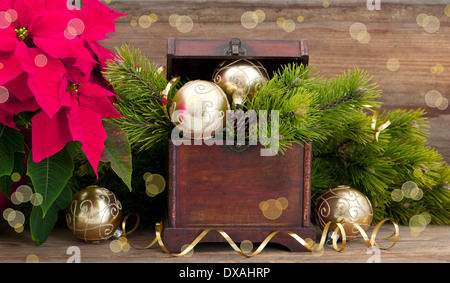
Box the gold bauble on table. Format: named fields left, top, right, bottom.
left=66, top=186, right=122, bottom=242
left=212, top=59, right=269, bottom=108
left=170, top=80, right=230, bottom=139
left=315, top=185, right=373, bottom=240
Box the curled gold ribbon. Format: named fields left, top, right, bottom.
left=371, top=109, right=391, bottom=141
left=121, top=214, right=399, bottom=257
left=156, top=66, right=166, bottom=76
left=161, top=77, right=180, bottom=106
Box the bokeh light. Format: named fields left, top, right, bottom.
left=143, top=172, right=166, bottom=197
left=240, top=240, right=253, bottom=254
left=259, top=197, right=289, bottom=220
left=169, top=14, right=194, bottom=33
left=0, top=86, right=9, bottom=104
left=349, top=22, right=370, bottom=44
left=416, top=13, right=440, bottom=33
left=386, top=58, right=400, bottom=72
left=241, top=10, right=265, bottom=29
left=425, top=90, right=442, bottom=108
left=34, top=54, right=48, bottom=68
left=26, top=254, right=39, bottom=263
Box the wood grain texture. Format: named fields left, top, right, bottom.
left=99, top=0, right=450, bottom=162
left=0, top=225, right=448, bottom=262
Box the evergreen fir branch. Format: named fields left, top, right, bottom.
left=103, top=44, right=175, bottom=151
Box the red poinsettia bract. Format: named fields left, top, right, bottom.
left=0, top=0, right=126, bottom=176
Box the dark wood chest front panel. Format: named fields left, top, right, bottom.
left=168, top=142, right=311, bottom=228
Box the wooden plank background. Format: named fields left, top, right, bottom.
left=100, top=0, right=450, bottom=163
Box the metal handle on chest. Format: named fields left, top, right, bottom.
left=224, top=37, right=246, bottom=56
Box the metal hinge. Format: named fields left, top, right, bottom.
left=224, top=37, right=246, bottom=56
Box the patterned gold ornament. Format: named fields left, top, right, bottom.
left=170, top=80, right=230, bottom=139
left=315, top=185, right=373, bottom=240
left=66, top=186, right=122, bottom=242
left=212, top=59, right=269, bottom=108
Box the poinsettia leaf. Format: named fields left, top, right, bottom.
left=0, top=124, right=24, bottom=177
left=101, top=121, right=133, bottom=191
left=30, top=184, right=72, bottom=245
left=0, top=152, right=25, bottom=197
left=27, top=145, right=74, bottom=217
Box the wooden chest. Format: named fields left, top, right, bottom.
left=162, top=38, right=315, bottom=252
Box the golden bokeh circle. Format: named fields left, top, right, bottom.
left=416, top=13, right=429, bottom=27
left=110, top=239, right=122, bottom=253
left=169, top=14, right=180, bottom=27
left=241, top=11, right=258, bottom=29
left=283, top=19, right=296, bottom=33
left=3, top=208, right=15, bottom=221
left=11, top=191, right=24, bottom=205
left=349, top=22, right=370, bottom=44
left=297, top=16, right=304, bottom=23
left=446, top=5, right=450, bottom=17
left=349, top=22, right=366, bottom=39
left=143, top=172, right=153, bottom=182
left=144, top=173, right=166, bottom=197
left=0, top=86, right=9, bottom=104
left=410, top=187, right=423, bottom=201
left=34, top=54, right=48, bottom=68
left=277, top=197, right=289, bottom=210
left=254, top=10, right=265, bottom=23
left=423, top=15, right=440, bottom=33
left=26, top=254, right=39, bottom=263
left=386, top=58, right=400, bottom=72
left=11, top=172, right=21, bottom=182
left=431, top=63, right=444, bottom=74
left=149, top=13, right=158, bottom=23
left=357, top=30, right=371, bottom=44
left=437, top=97, right=448, bottom=111
left=323, top=1, right=330, bottom=8
left=401, top=181, right=418, bottom=198
left=240, top=240, right=253, bottom=254
left=276, top=17, right=286, bottom=28
left=391, top=189, right=404, bottom=202
left=425, top=90, right=442, bottom=108
left=30, top=193, right=43, bottom=206
left=176, top=15, right=194, bottom=33
left=139, top=15, right=152, bottom=28
left=409, top=214, right=427, bottom=233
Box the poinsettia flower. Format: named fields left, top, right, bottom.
left=32, top=70, right=123, bottom=176
left=0, top=0, right=96, bottom=118
left=1, top=0, right=127, bottom=176
left=68, top=0, right=126, bottom=72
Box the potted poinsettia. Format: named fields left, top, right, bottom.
left=0, top=0, right=131, bottom=244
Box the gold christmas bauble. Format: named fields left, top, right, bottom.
left=170, top=80, right=230, bottom=139
left=315, top=185, right=373, bottom=240
left=212, top=59, right=269, bottom=108
left=66, top=186, right=122, bottom=242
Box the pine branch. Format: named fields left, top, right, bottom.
left=103, top=44, right=175, bottom=151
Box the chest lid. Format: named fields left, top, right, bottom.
left=166, top=38, right=309, bottom=80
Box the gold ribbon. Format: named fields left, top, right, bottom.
left=371, top=109, right=391, bottom=141
left=161, top=77, right=180, bottom=106
left=160, top=76, right=180, bottom=120
left=121, top=214, right=399, bottom=257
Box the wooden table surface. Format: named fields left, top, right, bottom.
left=0, top=224, right=448, bottom=263
left=100, top=0, right=450, bottom=163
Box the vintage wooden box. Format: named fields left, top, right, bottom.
left=162, top=38, right=315, bottom=252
